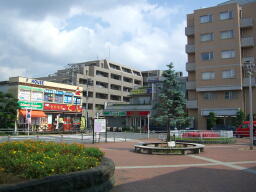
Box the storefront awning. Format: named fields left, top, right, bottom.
left=19, top=110, right=47, bottom=118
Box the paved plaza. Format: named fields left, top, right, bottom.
left=86, top=138, right=256, bottom=192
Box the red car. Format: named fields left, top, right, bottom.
left=235, top=121, right=256, bottom=138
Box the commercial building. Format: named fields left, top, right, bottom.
left=38, top=59, right=143, bottom=118
left=0, top=77, right=83, bottom=131
left=186, top=0, right=256, bottom=129
left=103, top=70, right=187, bottom=131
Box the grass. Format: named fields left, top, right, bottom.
left=0, top=140, right=104, bottom=182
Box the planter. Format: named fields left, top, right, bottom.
left=0, top=158, right=115, bottom=192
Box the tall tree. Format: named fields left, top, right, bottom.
left=153, top=63, right=187, bottom=141
left=0, top=91, right=18, bottom=128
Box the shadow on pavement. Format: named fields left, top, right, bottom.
left=112, top=166, right=256, bottom=192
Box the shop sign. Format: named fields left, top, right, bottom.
left=18, top=89, right=30, bottom=100
left=127, top=111, right=150, bottom=116
left=44, top=103, right=82, bottom=112
left=94, top=119, right=106, bottom=133
left=103, top=111, right=126, bottom=116
left=19, top=85, right=44, bottom=92
left=31, top=91, right=44, bottom=101
left=18, top=101, right=43, bottom=110
left=131, top=87, right=152, bottom=95
left=31, top=79, right=44, bottom=85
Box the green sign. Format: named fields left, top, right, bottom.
left=19, top=85, right=44, bottom=92
left=103, top=111, right=126, bottom=116
left=18, top=101, right=43, bottom=110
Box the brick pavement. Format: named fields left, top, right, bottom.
left=86, top=138, right=256, bottom=192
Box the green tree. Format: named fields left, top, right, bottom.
left=0, top=91, right=18, bottom=128
left=233, top=110, right=245, bottom=128
left=207, top=112, right=216, bottom=130
left=153, top=63, right=187, bottom=141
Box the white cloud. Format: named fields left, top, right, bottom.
left=0, top=0, right=187, bottom=81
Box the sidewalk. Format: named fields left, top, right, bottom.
left=87, top=138, right=256, bottom=192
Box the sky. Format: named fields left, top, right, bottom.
left=0, top=0, right=226, bottom=81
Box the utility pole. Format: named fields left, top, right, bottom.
left=244, top=61, right=256, bottom=150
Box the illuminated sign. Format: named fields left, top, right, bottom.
left=44, top=103, right=82, bottom=112
left=127, top=111, right=150, bottom=116
left=103, top=111, right=126, bottom=116
left=18, top=101, right=43, bottom=110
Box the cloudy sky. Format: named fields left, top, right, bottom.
left=0, top=0, right=225, bottom=80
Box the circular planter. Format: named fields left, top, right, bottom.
left=0, top=157, right=115, bottom=192
left=134, top=142, right=205, bottom=155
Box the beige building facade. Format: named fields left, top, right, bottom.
left=186, top=0, right=256, bottom=129
left=39, top=59, right=143, bottom=117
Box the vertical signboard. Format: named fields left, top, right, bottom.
left=94, top=119, right=106, bottom=133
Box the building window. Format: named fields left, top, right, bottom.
left=203, top=92, right=216, bottom=100
left=202, top=72, right=215, bottom=80
left=201, top=52, right=214, bottom=61
left=200, top=15, right=212, bottom=23
left=225, top=91, right=238, bottom=100
left=200, top=33, right=214, bottom=42
left=64, top=95, right=72, bottom=104
left=220, top=11, right=233, bottom=20
left=73, top=96, right=81, bottom=104
left=44, top=93, right=54, bottom=102
left=222, top=69, right=235, bottom=79
left=221, top=50, right=235, bottom=59
left=220, top=30, right=234, bottom=39
left=55, top=94, right=63, bottom=103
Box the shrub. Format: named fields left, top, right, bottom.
left=0, top=140, right=104, bottom=179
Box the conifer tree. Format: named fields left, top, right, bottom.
left=153, top=63, right=187, bottom=141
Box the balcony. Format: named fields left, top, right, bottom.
left=186, top=62, right=196, bottom=72
left=241, top=37, right=254, bottom=48
left=240, top=18, right=253, bottom=28
left=186, top=81, right=196, bottom=90
left=243, top=77, right=256, bottom=87
left=185, top=26, right=195, bottom=36
left=242, top=57, right=254, bottom=64
left=186, top=44, right=195, bottom=54
left=186, top=100, right=198, bottom=109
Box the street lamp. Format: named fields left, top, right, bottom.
left=243, top=61, right=256, bottom=150
left=85, top=78, right=93, bottom=131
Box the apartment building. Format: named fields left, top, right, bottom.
left=38, top=59, right=143, bottom=117
left=186, top=0, right=256, bottom=129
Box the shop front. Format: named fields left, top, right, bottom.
left=44, top=103, right=82, bottom=132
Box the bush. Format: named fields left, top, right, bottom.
left=0, top=140, right=104, bottom=179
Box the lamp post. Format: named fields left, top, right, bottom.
left=244, top=61, right=256, bottom=150
left=86, top=78, right=93, bottom=131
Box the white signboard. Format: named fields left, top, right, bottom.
left=31, top=91, right=43, bottom=101
left=19, top=90, right=31, bottom=100
left=94, top=119, right=106, bottom=133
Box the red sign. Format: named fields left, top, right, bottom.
left=44, top=103, right=82, bottom=112
left=127, top=111, right=150, bottom=116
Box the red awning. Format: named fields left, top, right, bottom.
left=19, top=110, right=47, bottom=118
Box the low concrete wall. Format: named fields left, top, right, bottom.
left=0, top=157, right=115, bottom=192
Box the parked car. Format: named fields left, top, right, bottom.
left=235, top=121, right=256, bottom=138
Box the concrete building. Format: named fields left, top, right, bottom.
left=38, top=59, right=143, bottom=118
left=0, top=77, right=83, bottom=131
left=186, top=0, right=256, bottom=129
left=103, top=70, right=187, bottom=131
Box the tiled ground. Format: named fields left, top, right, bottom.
left=87, top=138, right=256, bottom=192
